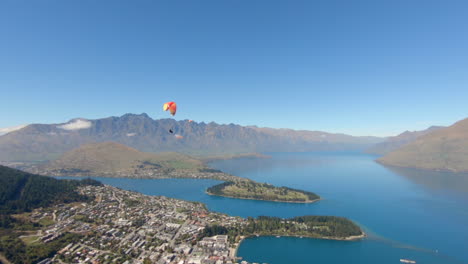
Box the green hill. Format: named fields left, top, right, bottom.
left=0, top=165, right=100, bottom=215
left=0, top=166, right=98, bottom=263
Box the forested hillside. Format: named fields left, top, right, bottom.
left=0, top=165, right=101, bottom=214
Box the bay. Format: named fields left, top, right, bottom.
left=210, top=152, right=468, bottom=264
left=60, top=152, right=468, bottom=264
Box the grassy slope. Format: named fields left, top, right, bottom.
left=38, top=142, right=205, bottom=175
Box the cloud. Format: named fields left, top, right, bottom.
left=57, top=119, right=92, bottom=130
left=0, top=124, right=28, bottom=136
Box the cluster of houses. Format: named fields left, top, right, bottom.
left=28, top=185, right=261, bottom=264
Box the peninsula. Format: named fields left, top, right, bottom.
left=206, top=181, right=320, bottom=203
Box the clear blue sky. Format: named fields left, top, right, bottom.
left=1, top=0, right=467, bottom=136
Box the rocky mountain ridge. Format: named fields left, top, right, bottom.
left=0, top=113, right=384, bottom=162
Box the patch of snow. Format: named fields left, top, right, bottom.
left=0, top=124, right=28, bottom=136
left=126, top=133, right=137, bottom=137
left=57, top=119, right=92, bottom=130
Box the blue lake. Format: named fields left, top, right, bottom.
left=62, top=152, right=468, bottom=264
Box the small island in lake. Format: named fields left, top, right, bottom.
left=206, top=180, right=320, bottom=203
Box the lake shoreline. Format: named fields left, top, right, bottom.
left=202, top=152, right=272, bottom=163
left=376, top=160, right=468, bottom=174
left=234, top=232, right=366, bottom=258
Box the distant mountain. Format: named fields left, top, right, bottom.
left=0, top=113, right=384, bottom=163
left=248, top=126, right=383, bottom=151
left=366, top=126, right=444, bottom=155
left=0, top=124, right=28, bottom=136
left=378, top=118, right=468, bottom=172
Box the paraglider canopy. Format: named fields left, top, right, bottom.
left=163, top=102, right=177, bottom=116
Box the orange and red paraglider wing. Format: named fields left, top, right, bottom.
left=163, top=101, right=177, bottom=116
left=168, top=102, right=177, bottom=116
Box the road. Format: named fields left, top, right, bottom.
left=170, top=220, right=189, bottom=247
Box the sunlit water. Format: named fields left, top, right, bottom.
left=60, top=152, right=468, bottom=264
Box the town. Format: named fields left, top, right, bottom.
left=24, top=185, right=256, bottom=264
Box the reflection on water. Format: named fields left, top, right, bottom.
left=383, top=165, right=468, bottom=194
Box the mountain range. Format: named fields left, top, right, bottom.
left=378, top=118, right=468, bottom=172
left=2, top=113, right=468, bottom=174
left=0, top=113, right=384, bottom=163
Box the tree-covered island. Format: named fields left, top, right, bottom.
left=206, top=180, right=320, bottom=203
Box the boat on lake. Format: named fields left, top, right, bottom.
left=400, top=259, right=416, bottom=263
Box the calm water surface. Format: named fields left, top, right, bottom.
left=63, top=152, right=468, bottom=264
